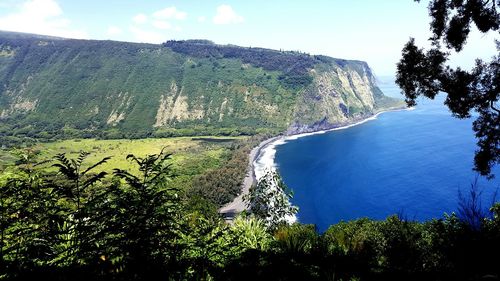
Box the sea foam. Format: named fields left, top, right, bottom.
left=253, top=109, right=410, bottom=180
left=252, top=108, right=410, bottom=224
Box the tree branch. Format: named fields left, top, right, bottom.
left=491, top=100, right=500, bottom=114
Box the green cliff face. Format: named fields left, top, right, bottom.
left=0, top=31, right=403, bottom=142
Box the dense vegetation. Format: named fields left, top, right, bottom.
left=163, top=40, right=317, bottom=88
left=1, top=149, right=499, bottom=281
left=191, top=143, right=252, bottom=206
left=0, top=136, right=259, bottom=209
left=0, top=31, right=402, bottom=147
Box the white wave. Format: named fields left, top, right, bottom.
left=253, top=138, right=286, bottom=180
left=253, top=108, right=411, bottom=181
left=252, top=108, right=410, bottom=225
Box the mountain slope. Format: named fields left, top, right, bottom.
left=0, top=31, right=404, bottom=143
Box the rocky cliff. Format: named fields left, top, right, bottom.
left=0, top=31, right=403, bottom=143
left=289, top=57, right=402, bottom=134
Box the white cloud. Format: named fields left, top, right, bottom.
left=0, top=0, right=87, bottom=38
left=106, top=26, right=122, bottom=35
left=152, top=20, right=172, bottom=30
left=126, top=6, right=187, bottom=42
left=153, top=7, right=187, bottom=20
left=213, top=5, right=243, bottom=25
left=197, top=16, right=206, bottom=23
left=129, top=26, right=165, bottom=43
left=132, top=13, right=148, bottom=24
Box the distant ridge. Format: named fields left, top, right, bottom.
left=0, top=30, right=67, bottom=41
left=0, top=31, right=403, bottom=144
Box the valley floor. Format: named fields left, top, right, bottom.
left=0, top=136, right=245, bottom=192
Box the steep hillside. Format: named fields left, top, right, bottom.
left=0, top=31, right=404, bottom=144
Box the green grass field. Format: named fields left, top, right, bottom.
left=0, top=137, right=247, bottom=189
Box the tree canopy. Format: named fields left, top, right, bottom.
left=2, top=150, right=500, bottom=280
left=244, top=169, right=298, bottom=230
left=396, top=0, right=499, bottom=177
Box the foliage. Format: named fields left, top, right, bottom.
left=0, top=32, right=400, bottom=147
left=323, top=218, right=382, bottom=260
left=163, top=40, right=317, bottom=88
left=245, top=169, right=298, bottom=230
left=0, top=149, right=112, bottom=277
left=50, top=152, right=110, bottom=265
left=274, top=224, right=318, bottom=255
left=231, top=215, right=272, bottom=251
left=177, top=215, right=235, bottom=280
left=2, top=148, right=500, bottom=280
left=396, top=0, right=499, bottom=177
left=110, top=149, right=182, bottom=277
left=190, top=142, right=252, bottom=206
left=0, top=149, right=182, bottom=280
left=457, top=177, right=498, bottom=229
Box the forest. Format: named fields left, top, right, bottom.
left=1, top=0, right=498, bottom=279
left=1, top=148, right=499, bottom=281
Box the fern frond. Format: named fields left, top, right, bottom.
left=113, top=169, right=142, bottom=189
left=82, top=171, right=108, bottom=190
left=82, top=156, right=112, bottom=176
left=54, top=153, right=72, bottom=169
left=76, top=151, right=90, bottom=166
left=52, top=163, right=77, bottom=180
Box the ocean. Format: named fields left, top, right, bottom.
left=263, top=77, right=500, bottom=232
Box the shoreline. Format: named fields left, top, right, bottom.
left=253, top=106, right=411, bottom=180
left=218, top=135, right=282, bottom=219
left=219, top=106, right=410, bottom=219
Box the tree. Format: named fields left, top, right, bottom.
left=244, top=169, right=298, bottom=230
left=396, top=0, right=499, bottom=177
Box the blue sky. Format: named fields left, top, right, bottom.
left=0, top=0, right=497, bottom=76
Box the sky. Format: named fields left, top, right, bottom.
left=0, top=0, right=498, bottom=76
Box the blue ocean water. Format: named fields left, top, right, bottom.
left=274, top=77, right=500, bottom=232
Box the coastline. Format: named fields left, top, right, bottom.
left=253, top=106, right=411, bottom=180
left=219, top=106, right=410, bottom=219
left=218, top=135, right=282, bottom=219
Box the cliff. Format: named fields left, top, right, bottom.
left=0, top=31, right=404, bottom=143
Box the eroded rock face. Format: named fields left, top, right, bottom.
left=0, top=97, right=38, bottom=119
left=154, top=81, right=205, bottom=127
left=288, top=63, right=384, bottom=135
left=107, top=92, right=132, bottom=126
left=0, top=32, right=401, bottom=135
left=338, top=67, right=375, bottom=110
left=0, top=76, right=38, bottom=119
